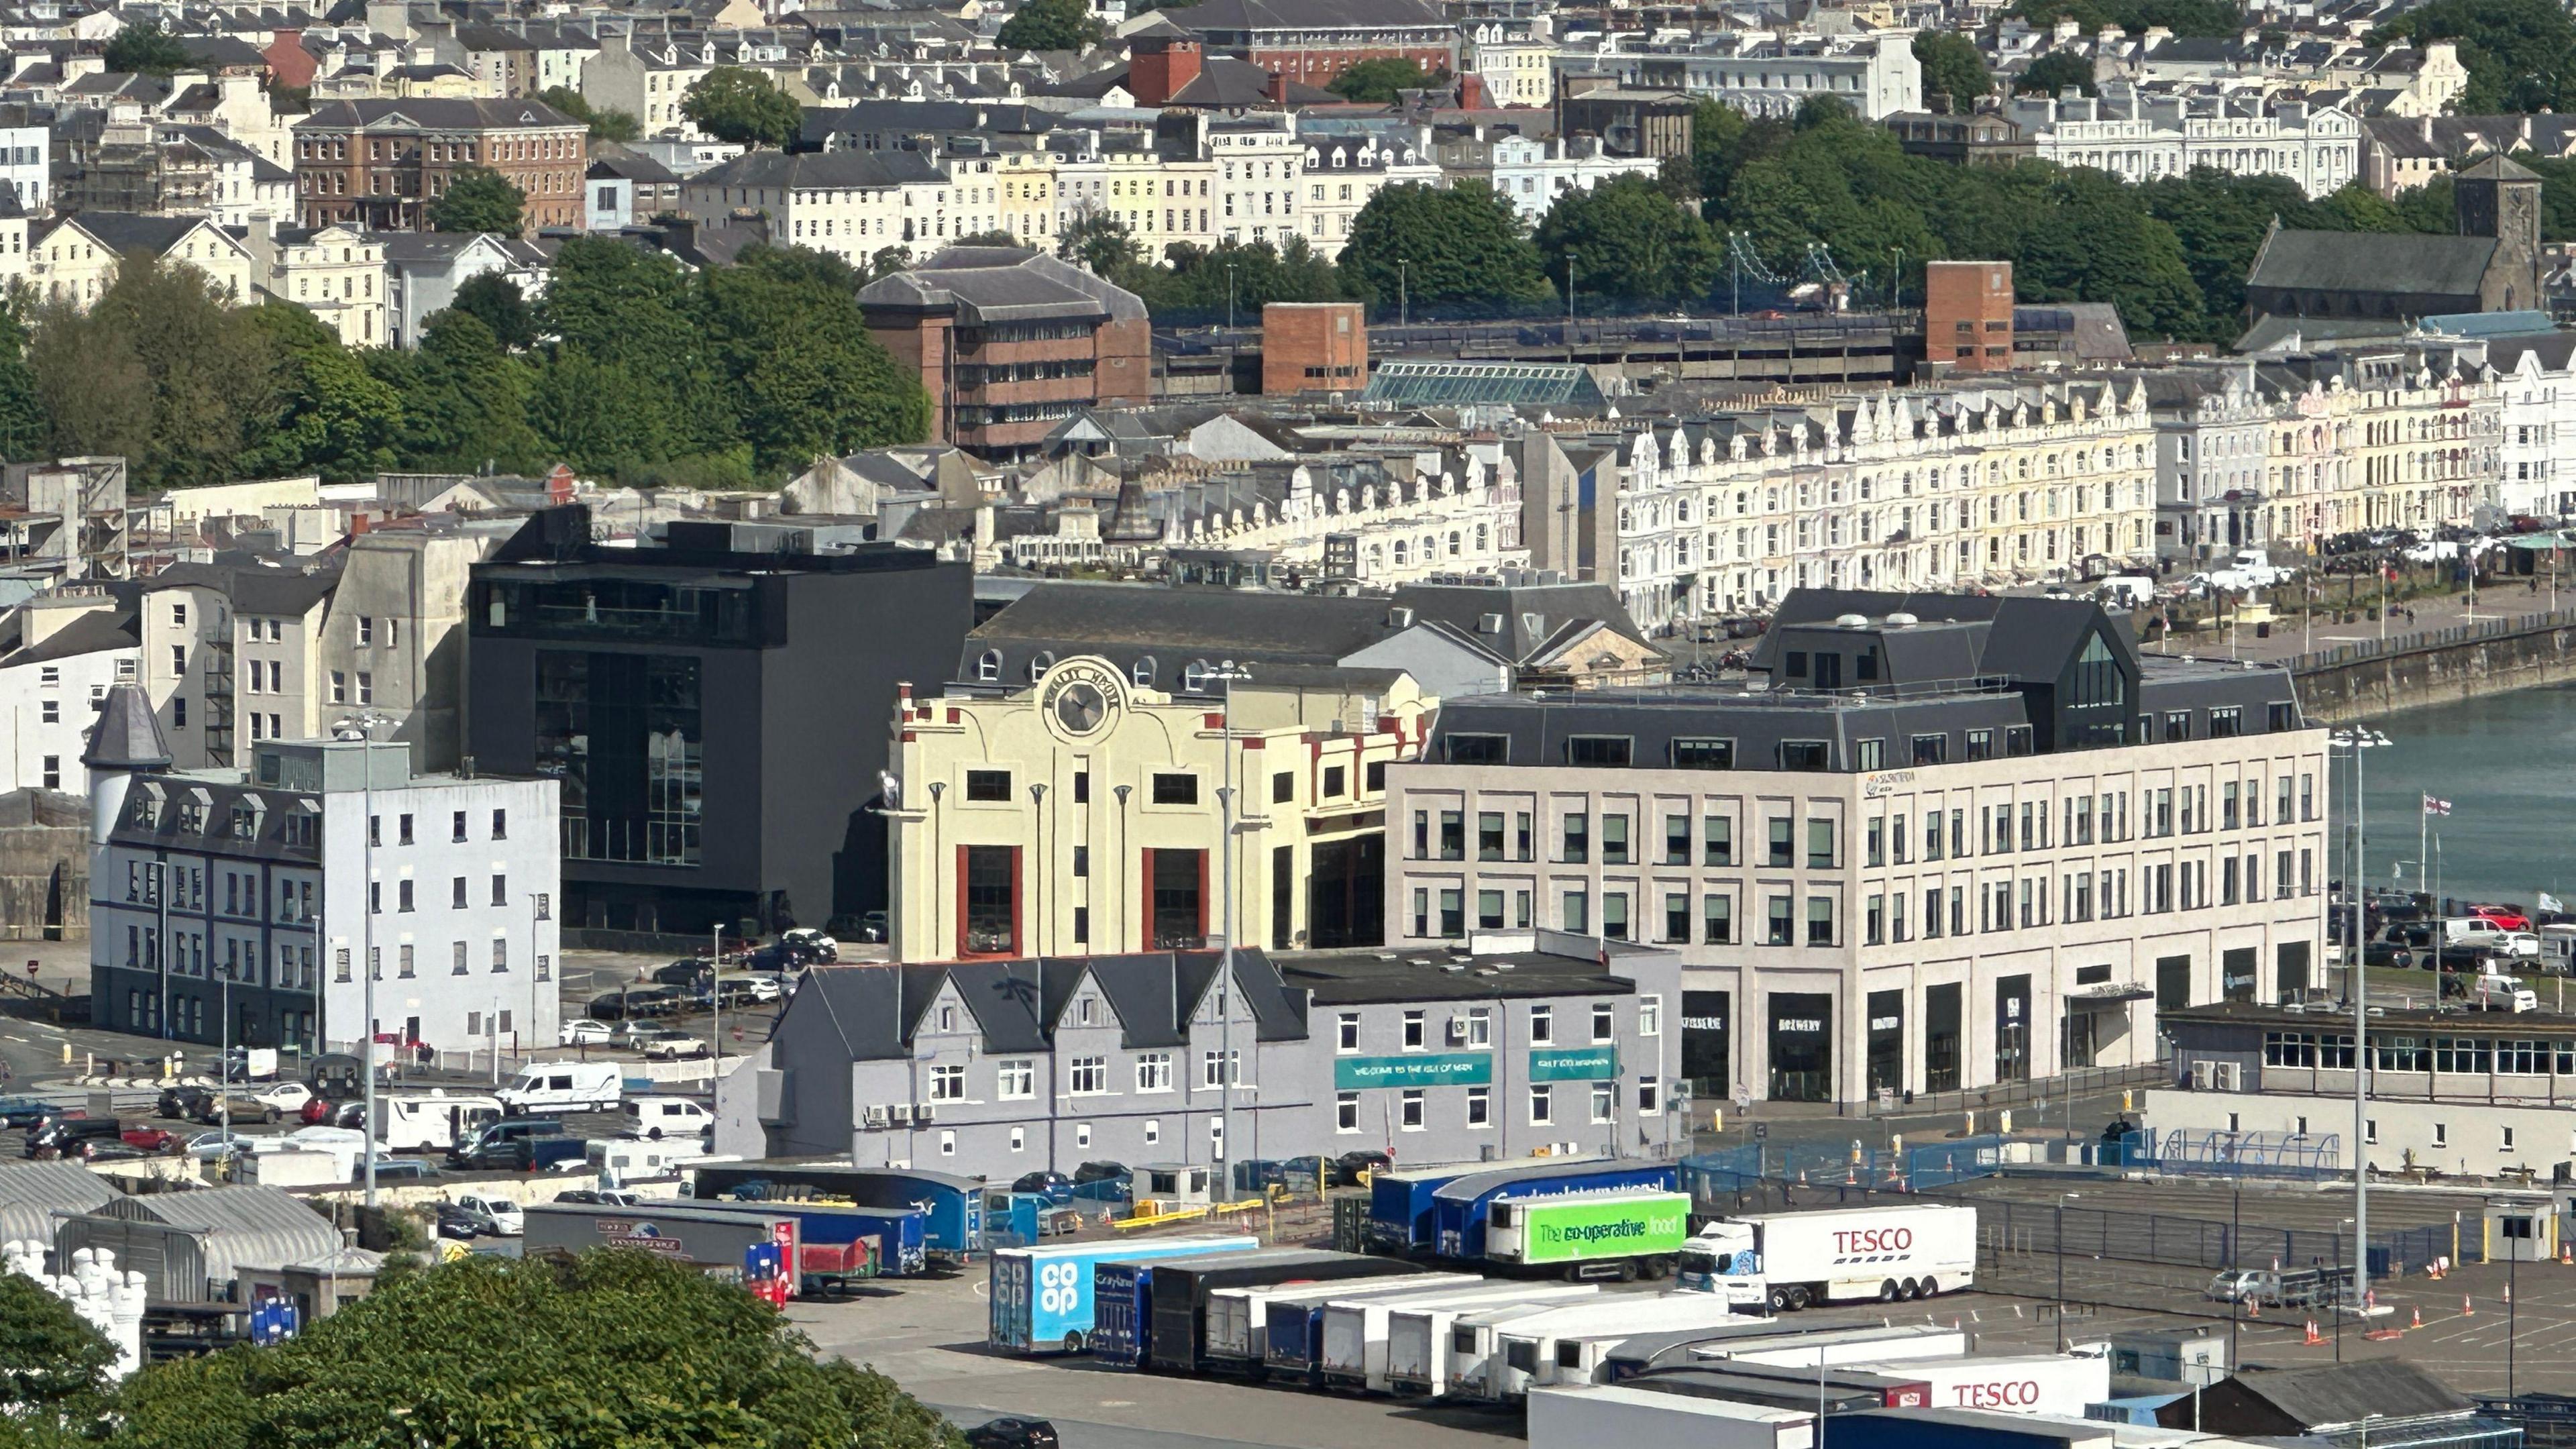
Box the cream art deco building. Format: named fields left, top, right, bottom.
left=886, top=657, right=1434, bottom=963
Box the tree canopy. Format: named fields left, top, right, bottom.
left=996, top=0, right=1104, bottom=53
left=1535, top=172, right=1722, bottom=307
left=537, top=85, right=641, bottom=142
left=2370, top=0, right=2576, bottom=111
left=680, top=67, right=803, bottom=148
left=1340, top=181, right=1557, bottom=313
left=2015, top=51, right=2099, bottom=97
left=102, top=21, right=192, bottom=74
left=426, top=166, right=526, bottom=235
left=1328, top=57, right=1447, bottom=102
left=101, top=1251, right=965, bottom=1449
left=1911, top=31, right=1992, bottom=107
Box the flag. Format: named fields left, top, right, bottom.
left=2422, top=794, right=2451, bottom=816
left=2543, top=892, right=2564, bottom=914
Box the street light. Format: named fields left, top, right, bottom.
left=1205, top=659, right=1252, bottom=1188
left=1397, top=258, right=1409, bottom=327
left=334, top=707, right=390, bottom=1213
left=2055, top=1191, right=2080, bottom=1351
left=2329, top=724, right=2392, bottom=1319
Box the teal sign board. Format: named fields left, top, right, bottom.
left=1335, top=1053, right=1493, bottom=1089
left=1528, top=1046, right=1619, bottom=1081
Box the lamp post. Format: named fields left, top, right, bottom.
left=710, top=922, right=726, bottom=1092
left=525, top=891, right=544, bottom=1067
left=334, top=707, right=390, bottom=1213
left=1224, top=264, right=1238, bottom=332
left=2330, top=725, right=2391, bottom=1319
left=2055, top=1191, right=2080, bottom=1352
left=1028, top=784, right=1049, bottom=956
left=1563, top=251, right=1577, bottom=360
left=1397, top=258, right=1409, bottom=327
left=1206, top=659, right=1251, bottom=1185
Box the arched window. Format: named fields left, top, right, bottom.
left=1132, top=656, right=1156, bottom=686
left=1183, top=659, right=1210, bottom=692
left=977, top=649, right=1001, bottom=682
left=1029, top=650, right=1055, bottom=683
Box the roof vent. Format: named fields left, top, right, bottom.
left=1389, top=606, right=1415, bottom=628
left=1886, top=612, right=1918, bottom=627
left=1835, top=612, right=1870, bottom=629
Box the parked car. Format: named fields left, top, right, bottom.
left=710, top=973, right=781, bottom=1007
left=1073, top=1160, right=1131, bottom=1193
left=182, top=1130, right=265, bottom=1161
left=1011, top=1171, right=1073, bottom=1205
left=434, top=1202, right=490, bottom=1239
left=621, top=1097, right=714, bottom=1140
left=2360, top=938, right=2416, bottom=969
left=1330, top=1149, right=1393, bottom=1185
left=250, top=1082, right=315, bottom=1116
left=633, top=1029, right=710, bottom=1061
left=555, top=1189, right=644, bottom=1206
left=965, top=1419, right=1059, bottom=1449
left=588, top=988, right=682, bottom=1022
left=370, top=1156, right=441, bottom=1182
left=0, top=1097, right=55, bottom=1130
left=72, top=1140, right=149, bottom=1163
left=2472, top=905, right=2534, bottom=932
left=453, top=1194, right=523, bottom=1236
left=780, top=928, right=838, bottom=963
left=119, top=1126, right=182, bottom=1154
left=857, top=912, right=888, bottom=943
left=559, top=1018, right=615, bottom=1047
left=651, top=959, right=715, bottom=989
left=26, top=1116, right=121, bottom=1159
left=2489, top=932, right=2544, bottom=960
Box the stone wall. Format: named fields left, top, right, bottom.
left=2293, top=608, right=2576, bottom=722
left=0, top=789, right=85, bottom=941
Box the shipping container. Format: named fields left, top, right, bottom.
left=1484, top=1189, right=1690, bottom=1278
left=1426, top=1159, right=1682, bottom=1260
left=987, top=1236, right=1257, bottom=1354
left=1843, top=1354, right=2111, bottom=1418
left=688, top=1161, right=986, bottom=1259
left=1527, top=1383, right=1816, bottom=1449
left=1385, top=1285, right=1608, bottom=1397
left=1448, top=1294, right=1743, bottom=1402
left=1364, top=1165, right=1477, bottom=1251
left=1676, top=1203, right=1976, bottom=1311
left=1261, top=1275, right=1479, bottom=1380
left=1143, top=1249, right=1421, bottom=1375
left=521, top=1202, right=799, bottom=1289
left=1321, top=1279, right=1598, bottom=1393
left=1206, top=1273, right=1460, bottom=1372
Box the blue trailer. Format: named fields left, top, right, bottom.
left=1365, top=1166, right=1476, bottom=1252
left=1428, top=1159, right=1682, bottom=1260
left=680, top=1199, right=932, bottom=1277
left=1091, top=1261, right=1157, bottom=1367
left=987, top=1236, right=1258, bottom=1354
left=689, top=1162, right=985, bottom=1261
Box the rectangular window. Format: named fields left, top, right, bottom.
left=1466, top=1086, right=1491, bottom=1126
left=1337, top=1092, right=1360, bottom=1132
left=1152, top=772, right=1198, bottom=805
left=1602, top=892, right=1629, bottom=941
left=1480, top=812, right=1506, bottom=861
left=1670, top=738, right=1733, bottom=769
left=1562, top=813, right=1589, bottom=863
left=1134, top=1052, right=1172, bottom=1092
left=1807, top=817, right=1835, bottom=869
left=1703, top=893, right=1733, bottom=944
left=1704, top=816, right=1732, bottom=866
left=1565, top=735, right=1630, bottom=766
left=1664, top=815, right=1690, bottom=865
left=1445, top=733, right=1508, bottom=764
left=1400, top=1089, right=1425, bottom=1130
left=1528, top=1084, right=1553, bottom=1124
left=965, top=769, right=1011, bottom=802
left=930, top=1063, right=965, bottom=1100
left=1767, top=817, right=1792, bottom=867
left=1479, top=889, right=1505, bottom=930
left=1766, top=894, right=1792, bottom=946
left=1806, top=895, right=1835, bottom=947
left=1601, top=814, right=1629, bottom=865
left=996, top=1059, right=1034, bottom=1098
left=1561, top=890, right=1589, bottom=933
left=1337, top=1012, right=1359, bottom=1051
left=1067, top=1056, right=1108, bottom=1095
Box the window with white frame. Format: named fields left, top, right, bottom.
left=1338, top=1012, right=1359, bottom=1051
left=1591, top=1081, right=1615, bottom=1123
left=1466, top=1086, right=1491, bottom=1126
left=1134, top=1052, right=1173, bottom=1092
left=1467, top=1007, right=1491, bottom=1046
left=1403, top=1009, right=1425, bottom=1049
left=1529, top=1005, right=1552, bottom=1043
left=1591, top=1002, right=1615, bottom=1042
left=1201, top=1049, right=1238, bottom=1087
left=1640, top=994, right=1661, bottom=1036
left=1400, top=1089, right=1425, bottom=1129
left=1529, top=1083, right=1553, bottom=1124
left=1337, top=1092, right=1360, bottom=1131
left=1069, top=1056, right=1107, bottom=1094
left=929, top=1064, right=965, bottom=1100
left=996, top=1059, right=1034, bottom=1098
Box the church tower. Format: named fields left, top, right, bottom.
left=2458, top=154, right=2542, bottom=312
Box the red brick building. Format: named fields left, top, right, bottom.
left=860, top=246, right=1152, bottom=460
left=1177, top=0, right=1458, bottom=90
left=292, top=98, right=586, bottom=233
left=1923, top=260, right=2015, bottom=372
left=1261, top=301, right=1366, bottom=394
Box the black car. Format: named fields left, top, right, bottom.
left=156, top=1086, right=210, bottom=1121
left=1012, top=1171, right=1073, bottom=1205
left=371, top=1157, right=439, bottom=1182
left=433, top=1204, right=484, bottom=1240
left=1331, top=1149, right=1393, bottom=1185
left=0, top=1097, right=54, bottom=1130
left=965, top=1419, right=1059, bottom=1449
left=2360, top=939, right=2416, bottom=969
left=651, top=959, right=715, bottom=989
left=25, top=1116, right=121, bottom=1159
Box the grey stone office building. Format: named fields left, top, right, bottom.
left=712, top=933, right=1683, bottom=1178
left=1387, top=590, right=2330, bottom=1107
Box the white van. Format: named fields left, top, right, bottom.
left=2095, top=576, right=2158, bottom=609
left=498, top=1061, right=623, bottom=1114
left=621, top=1097, right=713, bottom=1140
left=380, top=1092, right=504, bottom=1152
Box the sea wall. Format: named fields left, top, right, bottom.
left=2292, top=607, right=2576, bottom=722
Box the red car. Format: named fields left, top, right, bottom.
left=2471, top=905, right=2532, bottom=932
left=119, top=1126, right=181, bottom=1154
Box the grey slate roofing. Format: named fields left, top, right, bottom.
left=295, top=97, right=578, bottom=130
left=773, top=950, right=1308, bottom=1062
left=139, top=559, right=342, bottom=618
left=2246, top=227, right=2496, bottom=299
left=686, top=145, right=946, bottom=191
left=586, top=152, right=679, bottom=184
left=861, top=246, right=1146, bottom=325
left=1175, top=0, right=1450, bottom=34
left=964, top=580, right=1406, bottom=679
left=46, top=211, right=220, bottom=259
left=82, top=683, right=171, bottom=771
left=2204, top=1361, right=2473, bottom=1430
left=0, top=605, right=135, bottom=669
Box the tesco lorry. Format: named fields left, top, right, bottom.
left=1846, top=1353, right=2110, bottom=1417
left=1676, top=1203, right=1977, bottom=1312
left=1527, top=1382, right=1815, bottom=1449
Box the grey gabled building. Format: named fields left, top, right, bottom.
left=713, top=934, right=1682, bottom=1179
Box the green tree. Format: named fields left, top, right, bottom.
left=1911, top=31, right=1992, bottom=108
left=2369, top=0, right=2576, bottom=111
left=1535, top=173, right=1723, bottom=306
left=680, top=67, right=802, bottom=148
left=698, top=247, right=930, bottom=473
left=238, top=303, right=402, bottom=482
left=952, top=229, right=1024, bottom=248
left=1328, top=57, right=1446, bottom=102
left=538, top=236, right=736, bottom=462
left=2014, top=51, right=2098, bottom=97
left=1341, top=182, right=1555, bottom=313
left=426, top=165, right=525, bottom=234
left=447, top=272, right=539, bottom=349
left=0, top=1271, right=115, bottom=1422
left=0, top=301, right=50, bottom=463
left=1059, top=207, right=1140, bottom=276
left=536, top=85, right=639, bottom=142
left=996, top=0, right=1104, bottom=52
left=103, top=1251, right=965, bottom=1449
left=1114, top=237, right=1356, bottom=317
left=380, top=311, right=541, bottom=473
left=102, top=20, right=191, bottom=74
left=29, top=254, right=280, bottom=488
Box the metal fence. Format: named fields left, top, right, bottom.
left=1681, top=1134, right=2016, bottom=1201
left=1948, top=1191, right=2467, bottom=1279
left=2284, top=606, right=2576, bottom=675
left=2124, top=1128, right=2343, bottom=1183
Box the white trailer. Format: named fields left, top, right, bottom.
left=1320, top=1280, right=1597, bottom=1392
left=378, top=1092, right=504, bottom=1152
left=1847, top=1354, right=2111, bottom=1417
left=1677, top=1203, right=1977, bottom=1312
left=1695, top=1324, right=1971, bottom=1371
left=1493, top=1297, right=1753, bottom=1400
left=1205, top=1274, right=1461, bottom=1370
left=1527, top=1383, right=1815, bottom=1449
left=1386, top=1285, right=1606, bottom=1397
left=1451, top=1295, right=1751, bottom=1403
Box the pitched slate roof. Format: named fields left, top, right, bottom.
left=1176, top=0, right=1450, bottom=34
left=773, top=950, right=1307, bottom=1062
left=2247, top=228, right=2496, bottom=299
left=83, top=682, right=171, bottom=771
left=0, top=606, right=134, bottom=669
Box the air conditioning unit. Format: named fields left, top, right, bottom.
left=2189, top=1061, right=2212, bottom=1089
left=862, top=1106, right=890, bottom=1130
left=2216, top=1062, right=2243, bottom=1091
left=890, top=1104, right=914, bottom=1125
left=1446, top=1016, right=1470, bottom=1044
left=914, top=1104, right=936, bottom=1124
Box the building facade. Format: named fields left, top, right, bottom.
left=1385, top=590, right=2329, bottom=1106
left=886, top=655, right=1433, bottom=963
left=84, top=690, right=561, bottom=1058
left=1560, top=34, right=1921, bottom=121
left=2004, top=91, right=2359, bottom=198
left=292, top=98, right=586, bottom=232
left=0, top=590, right=136, bottom=798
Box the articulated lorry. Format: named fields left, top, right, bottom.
left=1384, top=1285, right=1607, bottom=1397
left=988, top=1236, right=1257, bottom=1354
left=1483, top=1188, right=1690, bottom=1281
left=1322, top=1280, right=1603, bottom=1393
left=1676, top=1203, right=1977, bottom=1311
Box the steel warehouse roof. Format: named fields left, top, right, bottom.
left=91, top=1185, right=341, bottom=1283
left=0, top=1161, right=118, bottom=1245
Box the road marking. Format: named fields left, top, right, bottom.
left=2, top=1035, right=28, bottom=1043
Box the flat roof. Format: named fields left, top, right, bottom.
left=2165, top=999, right=2576, bottom=1034
left=1279, top=936, right=1662, bottom=1004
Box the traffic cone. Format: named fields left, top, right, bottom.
left=2463, top=1295, right=2475, bottom=1317
left=2412, top=1306, right=2424, bottom=1330
left=2247, top=1297, right=2260, bottom=1319
left=2304, top=1320, right=2323, bottom=1346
